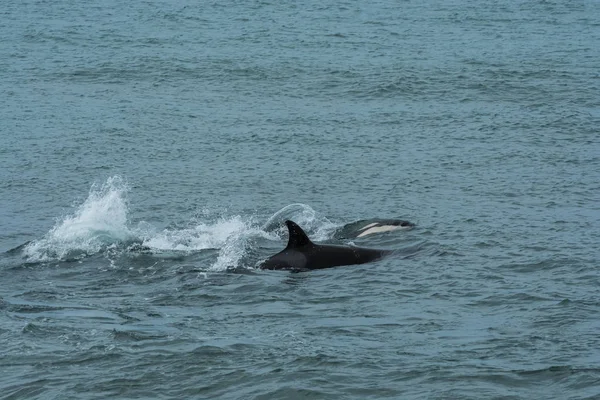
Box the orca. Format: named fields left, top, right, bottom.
left=355, top=219, right=414, bottom=237
left=333, top=218, right=415, bottom=239
left=259, top=220, right=391, bottom=271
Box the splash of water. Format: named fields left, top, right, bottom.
left=24, top=176, right=132, bottom=262
left=140, top=215, right=257, bottom=252
left=210, top=217, right=274, bottom=271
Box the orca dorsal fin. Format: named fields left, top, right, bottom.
left=285, top=220, right=313, bottom=248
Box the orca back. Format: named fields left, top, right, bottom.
left=259, top=220, right=390, bottom=271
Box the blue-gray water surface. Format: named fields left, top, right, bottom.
left=1, top=0, right=600, bottom=399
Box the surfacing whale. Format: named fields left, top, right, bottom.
left=334, top=218, right=415, bottom=239
left=259, top=220, right=391, bottom=271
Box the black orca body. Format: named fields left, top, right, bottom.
left=259, top=220, right=391, bottom=271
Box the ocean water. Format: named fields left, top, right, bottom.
left=1, top=0, right=600, bottom=398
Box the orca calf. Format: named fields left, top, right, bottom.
left=333, top=218, right=415, bottom=239
left=355, top=219, right=414, bottom=238
left=259, top=220, right=391, bottom=271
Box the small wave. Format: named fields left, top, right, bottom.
left=516, top=365, right=600, bottom=376
left=262, top=203, right=337, bottom=241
